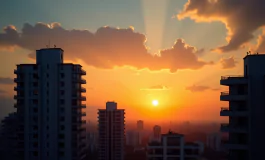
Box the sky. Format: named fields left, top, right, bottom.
left=1, top=0, right=265, bottom=123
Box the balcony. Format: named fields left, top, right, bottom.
left=80, top=96, right=86, bottom=101
left=220, top=123, right=248, bottom=133
left=220, top=75, right=247, bottom=86
left=80, top=69, right=86, bottom=75
left=220, top=92, right=247, bottom=101
left=221, top=139, right=248, bottom=150
left=80, top=87, right=86, bottom=92
left=220, top=107, right=248, bottom=117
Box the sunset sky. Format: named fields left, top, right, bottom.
left=1, top=0, right=265, bottom=123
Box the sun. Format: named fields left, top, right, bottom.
left=152, top=100, right=159, bottom=106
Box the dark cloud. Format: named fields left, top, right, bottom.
left=141, top=85, right=170, bottom=91
left=0, top=22, right=213, bottom=73
left=220, top=56, right=237, bottom=69
left=186, top=84, right=219, bottom=92
left=177, top=0, right=265, bottom=52
left=0, top=77, right=13, bottom=84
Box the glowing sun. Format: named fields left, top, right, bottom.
left=152, top=100, right=159, bottom=106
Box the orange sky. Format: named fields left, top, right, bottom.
left=1, top=0, right=265, bottom=124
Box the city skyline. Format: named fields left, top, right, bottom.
left=1, top=0, right=265, bottom=123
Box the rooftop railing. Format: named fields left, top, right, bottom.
left=221, top=75, right=245, bottom=80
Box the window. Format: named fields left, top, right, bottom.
left=46, top=126, right=49, bottom=130
left=33, top=142, right=38, bottom=147
left=46, top=74, right=49, bottom=78
left=58, top=134, right=65, bottom=139
left=33, top=151, right=38, bottom=156
left=60, top=99, right=65, bottom=104
left=59, top=142, right=65, bottom=148
left=60, top=90, right=64, bottom=95
left=33, top=125, right=38, bottom=130
left=33, top=134, right=38, bottom=138
left=33, top=73, right=38, bottom=79
left=33, top=90, right=38, bottom=95
left=47, top=83, right=49, bottom=87
left=61, top=73, right=65, bottom=78
left=33, top=108, right=38, bottom=113
left=60, top=117, right=65, bottom=121
left=47, top=108, right=49, bottom=113
left=60, top=125, right=65, bottom=130
left=59, top=151, right=64, bottom=157
left=47, top=116, right=49, bottom=121
left=33, top=65, right=38, bottom=70
left=33, top=82, right=38, bottom=87
left=33, top=99, right=38, bottom=105
left=47, top=143, right=49, bottom=147
left=60, top=82, right=64, bottom=87
left=47, top=64, right=49, bottom=69
left=47, top=134, right=49, bottom=138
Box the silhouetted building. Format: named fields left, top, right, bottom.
left=14, top=48, right=87, bottom=160
left=147, top=131, right=203, bottom=160
left=220, top=53, right=265, bottom=160
left=87, top=132, right=98, bottom=152
left=0, top=112, right=19, bottom=160
left=206, top=132, right=222, bottom=151
left=137, top=120, right=144, bottom=130
left=149, top=125, right=161, bottom=142
left=98, top=102, right=125, bottom=160
left=126, top=130, right=140, bottom=147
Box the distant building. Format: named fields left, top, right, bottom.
left=0, top=112, right=19, bottom=160
left=126, top=130, right=140, bottom=147
left=98, top=102, right=125, bottom=160
left=220, top=53, right=265, bottom=160
left=87, top=132, right=98, bottom=152
left=206, top=132, right=221, bottom=151
left=149, top=125, right=161, bottom=143
left=147, top=131, right=203, bottom=160
left=137, top=120, right=144, bottom=130
left=14, top=48, right=87, bottom=160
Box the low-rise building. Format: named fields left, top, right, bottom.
left=147, top=131, right=203, bottom=160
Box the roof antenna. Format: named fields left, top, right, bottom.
left=54, top=45, right=56, bottom=48
left=247, top=51, right=249, bottom=55
left=249, top=51, right=251, bottom=55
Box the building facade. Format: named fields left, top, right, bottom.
left=98, top=102, right=125, bottom=160
left=206, top=132, right=221, bottom=151
left=14, top=48, right=87, bottom=160
left=147, top=131, right=203, bottom=160
left=220, top=53, right=265, bottom=160
left=0, top=112, right=19, bottom=160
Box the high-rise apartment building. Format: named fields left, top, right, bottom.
left=14, top=48, right=87, bottom=160
left=137, top=120, right=144, bottom=130
left=220, top=53, right=265, bottom=160
left=98, top=102, right=125, bottom=160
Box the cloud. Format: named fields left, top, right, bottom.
left=0, top=77, right=13, bottom=84
left=141, top=85, right=170, bottom=91
left=255, top=29, right=265, bottom=53
left=186, top=84, right=219, bottom=92
left=177, top=0, right=265, bottom=52
left=0, top=22, right=213, bottom=73
left=220, top=56, right=237, bottom=69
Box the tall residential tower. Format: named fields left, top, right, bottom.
left=220, top=53, right=265, bottom=160
left=14, top=48, right=87, bottom=160
left=98, top=102, right=125, bottom=160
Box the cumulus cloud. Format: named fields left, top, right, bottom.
left=255, top=30, right=265, bottom=53
left=141, top=85, right=170, bottom=91
left=220, top=56, right=237, bottom=69
left=177, top=0, right=265, bottom=52
left=0, top=22, right=213, bottom=73
left=0, top=77, right=13, bottom=84
left=186, top=84, right=218, bottom=92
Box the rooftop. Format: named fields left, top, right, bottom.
left=37, top=48, right=64, bottom=52
left=243, top=52, right=265, bottom=59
